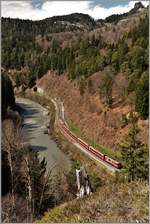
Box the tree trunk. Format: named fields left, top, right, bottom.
left=24, top=157, right=33, bottom=222
left=7, top=150, right=16, bottom=222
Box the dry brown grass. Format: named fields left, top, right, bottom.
left=37, top=180, right=149, bottom=223
left=54, top=130, right=114, bottom=183
left=37, top=71, right=148, bottom=151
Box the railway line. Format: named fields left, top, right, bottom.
left=49, top=96, right=122, bottom=172
left=37, top=88, right=121, bottom=172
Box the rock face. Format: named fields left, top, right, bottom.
left=134, top=2, right=144, bottom=10
left=76, top=166, right=92, bottom=198
left=130, top=2, right=145, bottom=14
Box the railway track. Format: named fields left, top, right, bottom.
left=49, top=96, right=120, bottom=172
left=37, top=89, right=121, bottom=172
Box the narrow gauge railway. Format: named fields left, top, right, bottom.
left=59, top=119, right=122, bottom=170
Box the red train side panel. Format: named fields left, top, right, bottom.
left=89, top=146, right=105, bottom=160
left=60, top=121, right=78, bottom=142
left=59, top=119, right=122, bottom=169
left=77, top=138, right=89, bottom=149
left=105, top=156, right=122, bottom=169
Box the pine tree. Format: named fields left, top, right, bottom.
left=135, top=71, right=148, bottom=119
left=100, top=72, right=114, bottom=107
left=21, top=146, right=53, bottom=219
left=120, top=112, right=148, bottom=182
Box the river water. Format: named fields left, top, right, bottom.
left=16, top=98, right=71, bottom=174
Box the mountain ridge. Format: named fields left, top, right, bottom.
left=2, top=1, right=147, bottom=30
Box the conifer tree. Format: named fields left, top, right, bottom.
left=100, top=72, right=114, bottom=107
left=120, top=112, right=148, bottom=182
left=135, top=71, right=148, bottom=119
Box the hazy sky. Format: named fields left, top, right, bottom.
left=2, top=0, right=149, bottom=20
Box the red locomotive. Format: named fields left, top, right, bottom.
left=59, top=119, right=122, bottom=170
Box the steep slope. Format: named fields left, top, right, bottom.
left=37, top=70, right=148, bottom=151
left=38, top=181, right=149, bottom=223
left=2, top=2, right=149, bottom=223
left=96, top=3, right=148, bottom=44
left=35, top=4, right=148, bottom=152
left=3, top=2, right=148, bottom=152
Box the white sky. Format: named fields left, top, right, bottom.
left=1, top=1, right=149, bottom=21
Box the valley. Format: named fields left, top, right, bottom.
left=1, top=1, right=149, bottom=223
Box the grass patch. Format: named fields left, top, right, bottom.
left=67, top=119, right=121, bottom=160
left=68, top=119, right=84, bottom=138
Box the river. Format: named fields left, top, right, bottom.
left=16, top=98, right=71, bottom=174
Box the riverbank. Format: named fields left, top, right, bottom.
left=15, top=92, right=149, bottom=224
left=16, top=96, right=71, bottom=175
left=22, top=90, right=114, bottom=182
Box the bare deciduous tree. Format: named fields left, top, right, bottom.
left=2, top=119, right=24, bottom=221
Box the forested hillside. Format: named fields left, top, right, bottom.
left=2, top=71, right=15, bottom=118
left=2, top=4, right=148, bottom=118
left=2, top=1, right=149, bottom=223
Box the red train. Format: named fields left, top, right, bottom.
left=59, top=119, right=122, bottom=170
